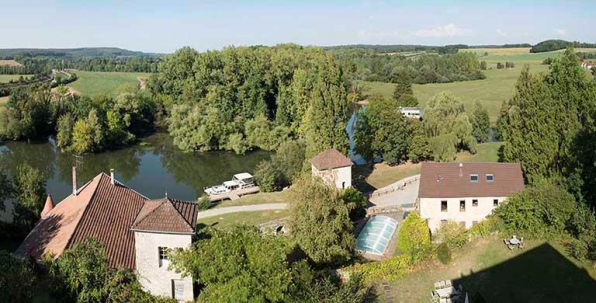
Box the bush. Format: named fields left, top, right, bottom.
left=346, top=255, right=412, bottom=283
left=0, top=252, right=37, bottom=303
left=437, top=243, right=452, bottom=264
left=397, top=212, right=430, bottom=254
left=341, top=187, right=367, bottom=222
left=197, top=196, right=211, bottom=210
left=434, top=221, right=467, bottom=248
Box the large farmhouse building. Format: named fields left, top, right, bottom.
left=310, top=148, right=353, bottom=189
left=418, top=162, right=524, bottom=233
left=16, top=169, right=198, bottom=301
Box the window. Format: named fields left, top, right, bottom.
left=486, top=174, right=494, bottom=182
left=470, top=174, right=479, bottom=183
left=159, top=247, right=169, bottom=267
left=441, top=200, right=448, bottom=212
left=460, top=200, right=466, bottom=212
left=441, top=220, right=448, bottom=226
left=472, top=199, right=478, bottom=207
left=459, top=221, right=466, bottom=228
left=493, top=199, right=499, bottom=207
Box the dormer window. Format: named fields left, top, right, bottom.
left=486, top=174, right=494, bottom=182
left=470, top=174, right=479, bottom=183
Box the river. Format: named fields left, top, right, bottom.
left=0, top=133, right=271, bottom=205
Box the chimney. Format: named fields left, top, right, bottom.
left=72, top=166, right=77, bottom=196
left=459, top=163, right=463, bottom=177
left=110, top=169, right=115, bottom=185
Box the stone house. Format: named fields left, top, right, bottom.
left=418, top=162, right=524, bottom=233
left=310, top=148, right=353, bottom=189
left=16, top=169, right=198, bottom=301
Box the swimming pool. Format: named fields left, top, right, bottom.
left=356, top=215, right=399, bottom=255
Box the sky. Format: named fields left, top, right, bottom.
left=0, top=0, right=594, bottom=54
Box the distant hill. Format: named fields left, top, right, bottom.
left=530, top=40, right=596, bottom=53
left=324, top=43, right=532, bottom=55
left=0, top=47, right=163, bottom=59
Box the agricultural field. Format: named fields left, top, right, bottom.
left=359, top=64, right=550, bottom=122
left=0, top=74, right=32, bottom=83
left=461, top=47, right=596, bottom=67
left=0, top=59, right=23, bottom=67
left=67, top=70, right=151, bottom=97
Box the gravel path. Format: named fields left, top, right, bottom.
left=368, top=174, right=420, bottom=210
left=198, top=203, right=288, bottom=219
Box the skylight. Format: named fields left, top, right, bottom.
left=356, top=216, right=398, bottom=255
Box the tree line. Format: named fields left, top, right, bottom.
left=0, top=56, right=160, bottom=75
left=530, top=39, right=596, bottom=53
left=496, top=48, right=596, bottom=260
left=333, top=50, right=485, bottom=84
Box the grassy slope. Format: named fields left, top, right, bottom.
left=197, top=210, right=288, bottom=229
left=360, top=64, right=549, bottom=123
left=386, top=238, right=596, bottom=302
left=68, top=71, right=150, bottom=97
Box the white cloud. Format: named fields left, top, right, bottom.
left=553, top=29, right=567, bottom=36
left=496, top=29, right=508, bottom=37
left=412, top=23, right=471, bottom=38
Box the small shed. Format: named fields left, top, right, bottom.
left=310, top=149, right=353, bottom=189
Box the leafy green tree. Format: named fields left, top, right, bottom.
left=407, top=120, right=432, bottom=162
left=0, top=165, right=14, bottom=212
left=169, top=226, right=307, bottom=302
left=341, top=187, right=367, bottom=222
left=0, top=252, right=37, bottom=303
left=289, top=176, right=355, bottom=265
left=471, top=101, right=490, bottom=143
left=70, top=119, right=95, bottom=155
left=395, top=94, right=419, bottom=107
left=392, top=71, right=413, bottom=101
left=355, top=98, right=411, bottom=164
left=13, top=164, right=46, bottom=229
left=56, top=113, right=75, bottom=150
left=423, top=92, right=476, bottom=161
left=254, top=140, right=306, bottom=192
left=396, top=212, right=430, bottom=253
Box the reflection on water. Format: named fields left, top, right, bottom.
left=0, top=133, right=271, bottom=203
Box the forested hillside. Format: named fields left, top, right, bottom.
left=0, top=47, right=158, bottom=59
left=530, top=39, right=596, bottom=53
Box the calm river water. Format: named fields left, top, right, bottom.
left=0, top=133, right=271, bottom=203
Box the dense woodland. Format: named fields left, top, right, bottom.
left=530, top=39, right=596, bottom=53
left=332, top=50, right=485, bottom=84
left=0, top=56, right=160, bottom=74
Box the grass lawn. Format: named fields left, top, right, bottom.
left=456, top=142, right=502, bottom=163
left=213, top=190, right=290, bottom=209
left=385, top=238, right=596, bottom=302
left=359, top=64, right=549, bottom=123
left=0, top=74, right=33, bottom=83
left=67, top=71, right=151, bottom=97
left=197, top=210, right=288, bottom=229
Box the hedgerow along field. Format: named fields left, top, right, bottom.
left=0, top=74, right=33, bottom=83
left=67, top=71, right=151, bottom=97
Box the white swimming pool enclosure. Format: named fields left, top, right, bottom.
left=356, top=215, right=399, bottom=255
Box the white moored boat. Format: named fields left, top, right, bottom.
left=204, top=173, right=256, bottom=196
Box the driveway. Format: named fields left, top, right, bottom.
left=368, top=174, right=420, bottom=210
left=198, top=203, right=288, bottom=219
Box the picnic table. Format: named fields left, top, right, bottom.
left=436, top=287, right=458, bottom=298
left=504, top=236, right=524, bottom=250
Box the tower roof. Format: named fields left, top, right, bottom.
left=40, top=195, right=54, bottom=218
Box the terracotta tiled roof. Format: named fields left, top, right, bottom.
left=67, top=174, right=147, bottom=269
left=15, top=175, right=101, bottom=261
left=419, top=162, right=525, bottom=198
left=17, top=173, right=148, bottom=269
left=131, top=198, right=197, bottom=234
left=310, top=149, right=353, bottom=170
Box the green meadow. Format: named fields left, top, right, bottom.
left=67, top=71, right=151, bottom=97
left=0, top=74, right=33, bottom=83
left=359, top=60, right=550, bottom=122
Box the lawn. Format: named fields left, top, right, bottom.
left=67, top=71, right=151, bottom=97
left=385, top=238, right=596, bottom=302
left=197, top=210, right=289, bottom=229
left=213, top=190, right=290, bottom=209
left=456, top=142, right=502, bottom=163
left=0, top=74, right=33, bottom=83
